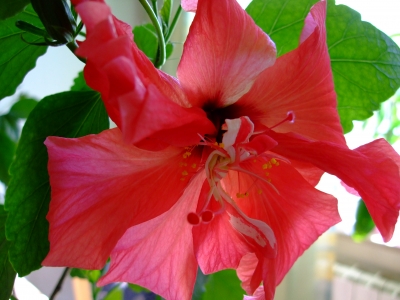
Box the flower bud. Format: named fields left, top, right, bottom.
left=31, top=0, right=76, bottom=44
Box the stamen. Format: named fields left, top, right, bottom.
left=201, top=210, right=214, bottom=223
left=187, top=212, right=201, bottom=225
left=270, top=111, right=295, bottom=129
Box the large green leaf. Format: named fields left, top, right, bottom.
left=0, top=0, right=30, bottom=20
left=202, top=270, right=244, bottom=300
left=246, top=0, right=318, bottom=57
left=0, top=205, right=16, bottom=300
left=5, top=91, right=109, bottom=276
left=0, top=5, right=47, bottom=101
left=326, top=1, right=400, bottom=132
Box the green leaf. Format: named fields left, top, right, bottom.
left=133, top=23, right=174, bottom=64
left=0, top=5, right=48, bottom=101
left=70, top=71, right=92, bottom=92
left=166, top=42, right=174, bottom=60
left=246, top=0, right=318, bottom=57
left=160, top=0, right=172, bottom=28
left=353, top=199, right=375, bottom=242
left=134, top=24, right=159, bottom=64
left=0, top=133, right=16, bottom=185
left=0, top=113, right=19, bottom=142
left=0, top=0, right=30, bottom=20
left=103, top=286, right=123, bottom=300
left=70, top=268, right=102, bottom=283
left=202, top=269, right=244, bottom=300
left=8, top=97, right=38, bottom=119
left=5, top=91, right=109, bottom=276
left=127, top=284, right=150, bottom=293
left=327, top=1, right=400, bottom=132
left=193, top=269, right=209, bottom=300
left=0, top=205, right=16, bottom=300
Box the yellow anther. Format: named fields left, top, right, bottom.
left=180, top=178, right=186, bottom=181
left=219, top=143, right=225, bottom=148
left=258, top=190, right=263, bottom=195
left=191, top=163, right=197, bottom=169
left=265, top=172, right=269, bottom=176
left=275, top=161, right=280, bottom=166
left=253, top=159, right=257, bottom=163
left=267, top=178, right=272, bottom=182
left=183, top=151, right=192, bottom=158
left=262, top=163, right=268, bottom=169
left=182, top=170, right=188, bottom=176
left=236, top=192, right=249, bottom=198
left=271, top=158, right=277, bottom=165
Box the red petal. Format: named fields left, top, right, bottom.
left=237, top=253, right=259, bottom=294
left=75, top=1, right=215, bottom=147
left=42, top=129, right=202, bottom=269
left=177, top=0, right=276, bottom=108
left=224, top=156, right=340, bottom=292
left=98, top=173, right=206, bottom=300
left=269, top=131, right=400, bottom=242
left=192, top=182, right=254, bottom=274
left=235, top=1, right=345, bottom=146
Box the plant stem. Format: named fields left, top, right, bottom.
left=139, top=0, right=166, bottom=68
left=66, top=40, right=87, bottom=63
left=165, top=5, right=182, bottom=43
left=49, top=267, right=70, bottom=300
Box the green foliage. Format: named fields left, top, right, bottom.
left=246, top=0, right=318, bottom=57
left=326, top=1, right=400, bottom=133
left=0, top=5, right=48, bottom=101
left=128, top=284, right=150, bottom=293
left=0, top=97, right=37, bottom=184
left=193, top=269, right=209, bottom=300
left=366, top=92, right=400, bottom=144
left=134, top=24, right=159, bottom=64
left=0, top=205, right=16, bottom=300
left=5, top=91, right=109, bottom=276
left=70, top=268, right=102, bottom=283
left=103, top=287, right=123, bottom=300
left=133, top=23, right=174, bottom=65
left=0, top=133, right=16, bottom=185
left=353, top=199, right=375, bottom=242
left=160, top=0, right=172, bottom=29
left=202, top=269, right=244, bottom=300
left=8, top=98, right=38, bottom=119
left=0, top=0, right=30, bottom=20
left=71, top=71, right=92, bottom=92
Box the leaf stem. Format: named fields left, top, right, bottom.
left=49, top=267, right=70, bottom=300
left=139, top=0, right=166, bottom=68
left=66, top=40, right=86, bottom=63
left=165, top=5, right=182, bottom=43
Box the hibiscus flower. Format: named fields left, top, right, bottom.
left=42, top=0, right=400, bottom=299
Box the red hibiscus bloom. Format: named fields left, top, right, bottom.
left=42, top=0, right=400, bottom=299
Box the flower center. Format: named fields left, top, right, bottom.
left=186, top=116, right=281, bottom=226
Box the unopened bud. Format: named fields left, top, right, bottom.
left=31, top=0, right=76, bottom=44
